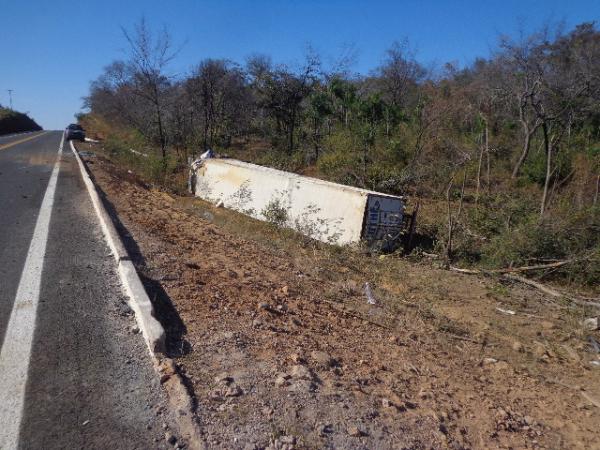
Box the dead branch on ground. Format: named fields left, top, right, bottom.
left=450, top=259, right=573, bottom=275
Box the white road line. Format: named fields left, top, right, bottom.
left=0, top=133, right=64, bottom=449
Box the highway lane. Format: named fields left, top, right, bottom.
left=0, top=131, right=173, bottom=449
left=0, top=131, right=46, bottom=147
left=0, top=131, right=56, bottom=349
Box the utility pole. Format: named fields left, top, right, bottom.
left=7, top=90, right=13, bottom=110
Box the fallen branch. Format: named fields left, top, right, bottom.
left=449, top=267, right=482, bottom=274
left=503, top=274, right=561, bottom=297
left=504, top=275, right=600, bottom=310
left=545, top=378, right=600, bottom=409
left=450, top=259, right=573, bottom=275
left=452, top=266, right=600, bottom=310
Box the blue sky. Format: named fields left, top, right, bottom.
left=1, top=0, right=599, bottom=130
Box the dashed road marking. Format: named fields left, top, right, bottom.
left=0, top=133, right=63, bottom=449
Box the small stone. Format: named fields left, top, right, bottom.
left=258, top=302, right=271, bottom=311
left=418, top=389, right=433, bottom=399
left=317, top=423, right=333, bottom=435
left=165, top=432, right=177, bottom=445
left=512, top=341, right=524, bottom=352
left=275, top=374, right=290, bottom=387
left=381, top=398, right=395, bottom=409
left=496, top=407, right=508, bottom=419
left=483, top=357, right=498, bottom=365
left=281, top=286, right=289, bottom=295
left=214, top=373, right=233, bottom=385
left=561, top=344, right=580, bottom=362
left=290, top=364, right=313, bottom=380
left=524, top=415, right=534, bottom=425
left=252, top=319, right=263, bottom=328
left=541, top=320, right=555, bottom=330
left=279, top=435, right=296, bottom=444
left=533, top=342, right=548, bottom=359
left=348, top=426, right=364, bottom=437
left=582, top=317, right=599, bottom=331
left=224, top=386, right=243, bottom=397
left=311, top=350, right=334, bottom=368
left=289, top=353, right=305, bottom=364
left=493, top=361, right=510, bottom=371
left=402, top=400, right=418, bottom=410
left=288, top=379, right=316, bottom=393
left=201, top=211, right=215, bottom=222
left=131, top=325, right=140, bottom=334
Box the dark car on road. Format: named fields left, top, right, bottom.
left=65, top=124, right=85, bottom=141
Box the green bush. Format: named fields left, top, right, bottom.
left=522, top=147, right=573, bottom=186
left=0, top=108, right=42, bottom=134
left=481, top=206, right=600, bottom=285
left=103, top=133, right=180, bottom=188
left=261, top=197, right=289, bottom=226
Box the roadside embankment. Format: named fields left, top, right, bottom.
left=75, top=139, right=600, bottom=450
left=0, top=108, right=42, bottom=135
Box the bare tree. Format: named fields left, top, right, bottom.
left=186, top=59, right=249, bottom=151
left=122, top=17, right=177, bottom=160
left=254, top=54, right=320, bottom=152
left=378, top=39, right=425, bottom=109
left=497, top=31, right=547, bottom=178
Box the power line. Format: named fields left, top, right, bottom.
left=7, top=90, right=14, bottom=110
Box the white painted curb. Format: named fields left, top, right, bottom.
left=70, top=140, right=166, bottom=355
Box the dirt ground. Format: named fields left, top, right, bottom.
left=79, top=145, right=600, bottom=450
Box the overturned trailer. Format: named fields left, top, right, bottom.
left=190, top=158, right=415, bottom=247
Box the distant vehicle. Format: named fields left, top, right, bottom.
left=65, top=124, right=85, bottom=141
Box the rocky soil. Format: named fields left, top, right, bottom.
left=81, top=146, right=600, bottom=450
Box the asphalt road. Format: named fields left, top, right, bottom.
left=0, top=131, right=173, bottom=449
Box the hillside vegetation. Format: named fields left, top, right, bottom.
left=0, top=106, right=42, bottom=135
left=81, top=20, right=600, bottom=287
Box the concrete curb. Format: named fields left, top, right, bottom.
left=70, top=140, right=166, bottom=355
left=71, top=140, right=204, bottom=449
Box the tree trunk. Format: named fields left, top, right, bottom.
left=475, top=131, right=484, bottom=205
left=156, top=103, right=166, bottom=161
left=485, top=121, right=490, bottom=192
left=445, top=175, right=455, bottom=264
left=363, top=143, right=368, bottom=187
left=512, top=127, right=534, bottom=179
left=313, top=118, right=320, bottom=160
left=457, top=168, right=467, bottom=218
left=288, top=110, right=295, bottom=153
left=540, top=122, right=552, bottom=217
left=385, top=110, right=390, bottom=138
left=203, top=100, right=210, bottom=151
